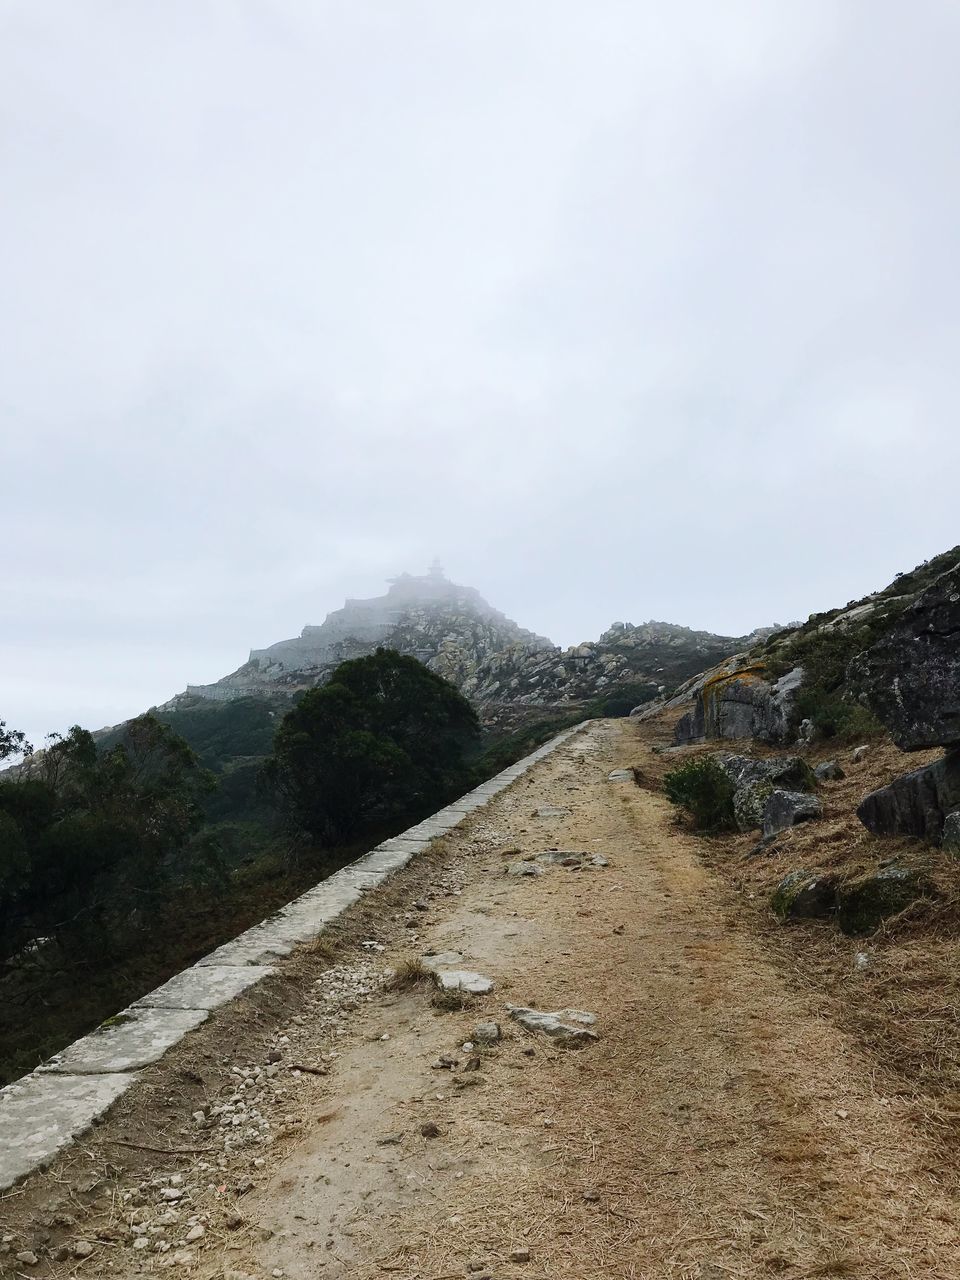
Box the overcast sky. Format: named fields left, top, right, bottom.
left=3, top=1, right=959, bottom=746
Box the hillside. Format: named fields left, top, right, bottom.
left=638, top=545, right=960, bottom=752
left=139, top=568, right=767, bottom=807
left=167, top=564, right=763, bottom=722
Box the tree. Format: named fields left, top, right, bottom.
left=0, top=719, right=32, bottom=764
left=270, top=649, right=480, bottom=844
left=0, top=715, right=221, bottom=962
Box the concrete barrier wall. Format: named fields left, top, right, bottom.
left=0, top=723, right=586, bottom=1191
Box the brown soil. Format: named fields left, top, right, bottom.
left=3, top=720, right=960, bottom=1279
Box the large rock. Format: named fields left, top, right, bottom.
left=853, top=560, right=960, bottom=750
left=943, top=811, right=960, bottom=855
left=674, top=666, right=803, bottom=747
left=836, top=865, right=935, bottom=935
left=857, top=750, right=960, bottom=843
left=762, top=789, right=824, bottom=838
left=771, top=870, right=838, bottom=921
left=713, top=753, right=817, bottom=832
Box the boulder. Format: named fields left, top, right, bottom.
left=771, top=870, right=838, bottom=921
left=713, top=753, right=817, bottom=832
left=857, top=750, right=960, bottom=843
left=815, top=761, right=845, bottom=781
left=836, top=865, right=935, bottom=935
left=852, top=560, right=960, bottom=750
left=762, top=789, right=824, bottom=838
left=674, top=666, right=803, bottom=747
left=734, top=782, right=774, bottom=831
left=942, top=811, right=960, bottom=855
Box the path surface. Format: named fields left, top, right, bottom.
left=6, top=719, right=960, bottom=1279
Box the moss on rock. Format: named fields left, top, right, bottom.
left=771, top=870, right=838, bottom=922
left=836, top=865, right=935, bottom=935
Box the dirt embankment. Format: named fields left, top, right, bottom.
left=3, top=720, right=960, bottom=1279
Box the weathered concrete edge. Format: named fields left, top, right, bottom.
left=0, top=721, right=588, bottom=1191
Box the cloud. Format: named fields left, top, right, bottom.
left=2, top=1, right=958, bottom=745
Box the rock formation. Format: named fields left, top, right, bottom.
left=673, top=664, right=804, bottom=746
left=852, top=558, right=960, bottom=844
left=852, top=559, right=960, bottom=751
left=172, top=567, right=757, bottom=720
left=857, top=751, right=960, bottom=843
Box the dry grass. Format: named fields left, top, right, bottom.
left=384, top=954, right=433, bottom=991
left=633, top=705, right=960, bottom=1148
left=429, top=984, right=477, bottom=1012
left=309, top=928, right=341, bottom=961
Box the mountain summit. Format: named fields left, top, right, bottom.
left=182, top=565, right=553, bottom=705
left=177, top=566, right=758, bottom=719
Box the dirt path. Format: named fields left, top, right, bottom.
left=6, top=719, right=960, bottom=1279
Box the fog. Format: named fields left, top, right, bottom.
left=3, top=1, right=959, bottom=745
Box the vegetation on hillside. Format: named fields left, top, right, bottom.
left=0, top=650, right=573, bottom=1086
left=663, top=757, right=737, bottom=833
left=0, top=716, right=221, bottom=968
left=749, top=546, right=960, bottom=742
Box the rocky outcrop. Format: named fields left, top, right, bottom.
left=184, top=567, right=553, bottom=705
left=761, top=789, right=823, bottom=838
left=177, top=568, right=759, bottom=719
left=836, top=865, right=935, bottom=935
left=857, top=751, right=960, bottom=843
left=713, top=753, right=816, bottom=832
left=672, top=665, right=803, bottom=747
left=852, top=559, right=960, bottom=751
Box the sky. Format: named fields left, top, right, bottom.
left=2, top=1, right=959, bottom=747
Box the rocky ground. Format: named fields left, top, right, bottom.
left=4, top=721, right=960, bottom=1278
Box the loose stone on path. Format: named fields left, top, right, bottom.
left=505, top=1005, right=599, bottom=1047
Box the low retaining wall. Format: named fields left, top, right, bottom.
left=0, top=723, right=586, bottom=1191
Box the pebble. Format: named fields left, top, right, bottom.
left=510, top=1247, right=531, bottom=1263
left=15, top=1252, right=39, bottom=1266
left=133, top=1237, right=150, bottom=1251
left=73, top=1240, right=95, bottom=1258
left=184, top=1225, right=205, bottom=1243
left=420, top=1122, right=441, bottom=1138
left=161, top=1187, right=183, bottom=1201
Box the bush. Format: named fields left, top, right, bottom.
left=663, top=757, right=737, bottom=833
left=794, top=687, right=883, bottom=742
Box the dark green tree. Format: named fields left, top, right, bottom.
left=0, top=715, right=220, bottom=962
left=0, top=719, right=32, bottom=764
left=270, top=649, right=480, bottom=844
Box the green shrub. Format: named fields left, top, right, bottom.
left=663, top=757, right=737, bottom=833
left=794, top=687, right=884, bottom=742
